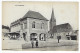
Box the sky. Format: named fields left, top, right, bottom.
left=2, top=1, right=79, bottom=30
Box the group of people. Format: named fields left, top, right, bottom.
left=31, top=40, right=38, bottom=48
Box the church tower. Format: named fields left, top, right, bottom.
left=50, top=9, right=56, bottom=33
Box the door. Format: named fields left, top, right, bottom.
left=23, top=33, right=26, bottom=41
left=30, top=33, right=37, bottom=41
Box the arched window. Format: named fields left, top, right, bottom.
left=24, top=22, right=27, bottom=29
left=21, top=24, right=23, bottom=29
left=39, top=33, right=46, bottom=41
left=41, top=23, right=44, bottom=29
left=32, top=21, right=35, bottom=28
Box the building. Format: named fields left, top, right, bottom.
left=49, top=9, right=75, bottom=40
left=52, top=23, right=73, bottom=40
left=70, top=30, right=78, bottom=40
left=8, top=10, right=48, bottom=41
left=2, top=25, right=10, bottom=40
left=49, top=9, right=56, bottom=38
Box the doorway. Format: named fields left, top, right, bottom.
left=39, top=33, right=46, bottom=41
left=71, top=36, right=77, bottom=40
left=30, top=33, right=37, bottom=41
left=23, top=33, right=26, bottom=41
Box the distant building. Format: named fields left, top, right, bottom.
left=8, top=10, right=48, bottom=41
left=49, top=9, right=76, bottom=40
left=2, top=25, right=10, bottom=39
left=49, top=9, right=56, bottom=38
left=52, top=23, right=73, bottom=40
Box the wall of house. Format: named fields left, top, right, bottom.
left=26, top=18, right=48, bottom=41
left=10, top=19, right=28, bottom=40
left=11, top=24, right=21, bottom=32
left=11, top=19, right=27, bottom=32
left=10, top=18, right=48, bottom=41
left=53, top=32, right=72, bottom=40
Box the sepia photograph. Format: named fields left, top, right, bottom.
left=2, top=1, right=79, bottom=51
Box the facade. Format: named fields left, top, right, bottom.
left=49, top=9, right=56, bottom=38
left=2, top=25, right=10, bottom=40
left=52, top=23, right=73, bottom=40
left=9, top=10, right=48, bottom=41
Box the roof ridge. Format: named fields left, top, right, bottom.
left=55, top=23, right=69, bottom=26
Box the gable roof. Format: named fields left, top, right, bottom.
left=52, top=23, right=73, bottom=33
left=22, top=10, right=48, bottom=21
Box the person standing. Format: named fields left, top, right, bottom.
left=31, top=40, right=34, bottom=48
left=36, top=40, right=38, bottom=48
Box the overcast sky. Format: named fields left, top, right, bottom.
left=2, top=2, right=78, bottom=30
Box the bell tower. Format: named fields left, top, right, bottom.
left=50, top=9, right=56, bottom=33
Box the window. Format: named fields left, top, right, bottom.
left=24, top=22, right=27, bottom=29
left=32, top=21, right=35, bottom=28
left=41, top=23, right=44, bottom=29
left=21, top=24, right=23, bottom=29
left=39, top=33, right=46, bottom=41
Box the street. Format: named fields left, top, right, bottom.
left=18, top=45, right=78, bottom=51
left=2, top=39, right=78, bottom=51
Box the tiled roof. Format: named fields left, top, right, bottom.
left=11, top=10, right=48, bottom=25
left=22, top=10, right=48, bottom=21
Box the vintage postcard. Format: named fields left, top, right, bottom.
left=2, top=1, right=79, bottom=51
